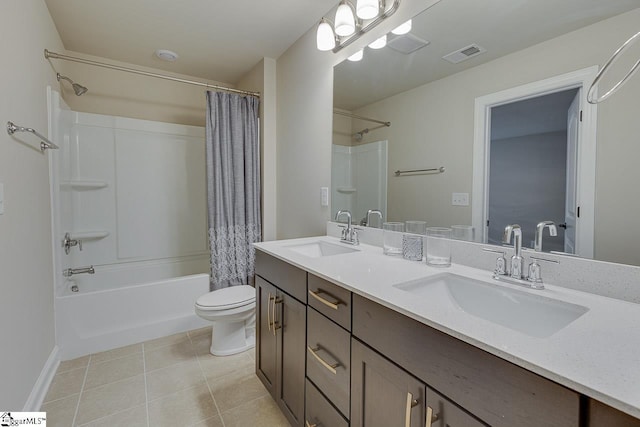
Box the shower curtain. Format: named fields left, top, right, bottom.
left=205, top=91, right=261, bottom=290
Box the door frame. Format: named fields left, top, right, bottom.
left=472, top=66, right=598, bottom=258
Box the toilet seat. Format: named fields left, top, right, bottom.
left=195, top=285, right=255, bottom=311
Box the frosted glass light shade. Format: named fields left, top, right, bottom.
left=391, top=19, right=412, bottom=35
left=317, top=20, right=336, bottom=51
left=368, top=34, right=387, bottom=49
left=348, top=49, right=364, bottom=61
left=356, top=0, right=379, bottom=20
left=335, top=2, right=356, bottom=37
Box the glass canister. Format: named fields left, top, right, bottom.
left=426, top=227, right=452, bottom=267
left=383, top=222, right=405, bottom=256
left=403, top=221, right=427, bottom=261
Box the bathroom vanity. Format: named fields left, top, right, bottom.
left=254, top=236, right=640, bottom=427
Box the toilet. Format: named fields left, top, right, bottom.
left=194, top=285, right=256, bottom=356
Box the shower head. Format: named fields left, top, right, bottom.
left=57, top=73, right=88, bottom=96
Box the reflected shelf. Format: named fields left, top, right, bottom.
left=60, top=180, right=108, bottom=190
left=69, top=230, right=110, bottom=240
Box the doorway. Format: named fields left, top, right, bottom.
left=487, top=89, right=579, bottom=252
left=472, top=67, right=597, bottom=258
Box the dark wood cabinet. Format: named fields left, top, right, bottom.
left=427, top=387, right=488, bottom=427
left=255, top=255, right=307, bottom=427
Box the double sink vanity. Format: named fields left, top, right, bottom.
left=253, top=230, right=640, bottom=427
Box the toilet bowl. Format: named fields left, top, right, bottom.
left=194, top=285, right=256, bottom=356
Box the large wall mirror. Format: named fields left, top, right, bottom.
left=332, top=0, right=640, bottom=266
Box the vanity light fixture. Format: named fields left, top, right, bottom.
left=315, top=0, right=401, bottom=53
left=368, top=34, right=387, bottom=49
left=335, top=1, right=356, bottom=36
left=391, top=19, right=412, bottom=35
left=348, top=49, right=364, bottom=61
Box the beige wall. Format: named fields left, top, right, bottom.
left=0, top=0, right=64, bottom=408
left=275, top=0, right=441, bottom=239
left=237, top=58, right=278, bottom=241
left=350, top=8, right=640, bottom=265
left=332, top=109, right=354, bottom=147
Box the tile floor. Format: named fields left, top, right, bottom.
left=41, top=327, right=289, bottom=427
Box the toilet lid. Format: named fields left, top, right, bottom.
left=196, top=285, right=255, bottom=310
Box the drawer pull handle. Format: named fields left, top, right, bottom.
left=305, top=421, right=318, bottom=427
left=406, top=392, right=419, bottom=427
left=308, top=289, right=342, bottom=310
left=307, top=345, right=339, bottom=374
left=272, top=297, right=282, bottom=336
left=267, top=293, right=274, bottom=332
left=425, top=406, right=439, bottom=427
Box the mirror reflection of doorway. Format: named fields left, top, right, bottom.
left=487, top=88, right=579, bottom=252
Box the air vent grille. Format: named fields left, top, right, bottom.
left=442, top=43, right=486, bottom=64
left=387, top=34, right=430, bottom=55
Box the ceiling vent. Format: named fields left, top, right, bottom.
left=442, top=43, right=486, bottom=64
left=387, top=34, right=430, bottom=54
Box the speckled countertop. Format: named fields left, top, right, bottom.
left=254, top=235, right=640, bottom=419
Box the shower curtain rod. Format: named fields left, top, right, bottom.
left=333, top=110, right=390, bottom=127
left=44, top=49, right=260, bottom=98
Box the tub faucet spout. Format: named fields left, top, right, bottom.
left=63, top=266, right=95, bottom=277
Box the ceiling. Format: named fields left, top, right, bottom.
left=334, top=0, right=640, bottom=110
left=44, top=0, right=336, bottom=84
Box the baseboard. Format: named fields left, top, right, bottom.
left=23, top=345, right=60, bottom=411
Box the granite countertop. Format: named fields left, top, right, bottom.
left=254, top=235, right=640, bottom=419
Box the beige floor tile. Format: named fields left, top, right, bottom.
left=190, top=333, right=213, bottom=356
left=75, top=374, right=146, bottom=425
left=57, top=356, right=90, bottom=374
left=188, top=326, right=212, bottom=339
left=76, top=404, right=147, bottom=427
left=144, top=332, right=191, bottom=351
left=91, top=343, right=143, bottom=364
left=145, top=341, right=197, bottom=372
left=198, top=351, right=253, bottom=381
left=221, top=395, right=289, bottom=427
left=208, top=366, right=267, bottom=413
left=146, top=359, right=206, bottom=401
left=191, top=415, right=225, bottom=427
left=84, top=353, right=144, bottom=390
left=148, top=384, right=218, bottom=427
left=40, top=393, right=79, bottom=427
left=44, top=367, right=86, bottom=403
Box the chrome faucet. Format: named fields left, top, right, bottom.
left=503, top=224, right=524, bottom=279
left=63, top=266, right=95, bottom=277
left=363, top=209, right=383, bottom=227
left=534, top=221, right=558, bottom=252
left=335, top=210, right=359, bottom=245
left=62, top=232, right=83, bottom=255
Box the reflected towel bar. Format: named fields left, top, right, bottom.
left=7, top=121, right=59, bottom=152
left=395, top=167, right=445, bottom=176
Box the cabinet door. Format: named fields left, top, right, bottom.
left=351, top=338, right=425, bottom=427
left=427, top=387, right=488, bottom=427
left=276, top=291, right=306, bottom=426
left=255, top=276, right=277, bottom=397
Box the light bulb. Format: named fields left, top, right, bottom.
left=316, top=20, right=336, bottom=51
left=348, top=49, right=364, bottom=61
left=368, top=34, right=387, bottom=49
left=356, top=0, right=379, bottom=20
left=335, top=2, right=356, bottom=37
left=391, top=19, right=412, bottom=35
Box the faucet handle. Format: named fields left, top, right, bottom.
left=527, top=256, right=559, bottom=288
left=483, top=247, right=507, bottom=275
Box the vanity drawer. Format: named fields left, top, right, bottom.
left=305, top=379, right=349, bottom=427
left=255, top=250, right=307, bottom=302
left=308, top=274, right=352, bottom=330
left=306, top=307, right=351, bottom=417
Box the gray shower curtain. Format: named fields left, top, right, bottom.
left=205, top=91, right=261, bottom=290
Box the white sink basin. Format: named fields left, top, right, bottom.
left=394, top=273, right=588, bottom=338
left=285, top=240, right=360, bottom=258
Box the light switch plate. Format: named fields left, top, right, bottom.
left=452, top=192, right=469, bottom=206
left=321, top=187, right=329, bottom=207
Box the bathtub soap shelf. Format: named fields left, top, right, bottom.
left=61, top=180, right=108, bottom=190
left=70, top=230, right=110, bottom=240
left=336, top=187, right=357, bottom=194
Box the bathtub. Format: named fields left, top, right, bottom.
left=56, top=263, right=210, bottom=360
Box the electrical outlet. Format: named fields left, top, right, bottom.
left=452, top=192, right=469, bottom=206
left=321, top=187, right=329, bottom=207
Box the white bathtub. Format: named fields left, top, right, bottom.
left=56, top=266, right=210, bottom=360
